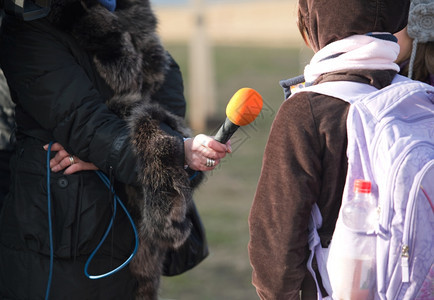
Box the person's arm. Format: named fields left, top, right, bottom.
left=248, top=94, right=322, bottom=299
left=0, top=17, right=139, bottom=184
left=45, top=133, right=230, bottom=174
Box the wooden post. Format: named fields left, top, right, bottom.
left=189, top=0, right=216, bottom=133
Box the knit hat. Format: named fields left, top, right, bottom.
left=406, top=0, right=434, bottom=78
left=98, top=0, right=116, bottom=11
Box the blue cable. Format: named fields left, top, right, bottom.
left=85, top=169, right=197, bottom=278
left=45, top=141, right=54, bottom=300
left=45, top=145, right=195, bottom=293
left=45, top=145, right=139, bottom=300
left=84, top=170, right=138, bottom=279
left=189, top=171, right=199, bottom=181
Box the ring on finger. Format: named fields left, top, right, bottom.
left=69, top=155, right=76, bottom=166
left=205, top=158, right=215, bottom=167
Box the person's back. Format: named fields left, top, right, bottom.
left=248, top=0, right=410, bottom=299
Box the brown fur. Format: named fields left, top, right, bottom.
left=47, top=1, right=204, bottom=298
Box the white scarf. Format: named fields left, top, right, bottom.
left=304, top=34, right=400, bottom=83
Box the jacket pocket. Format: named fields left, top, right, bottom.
left=48, top=171, right=113, bottom=258
left=10, top=139, right=115, bottom=258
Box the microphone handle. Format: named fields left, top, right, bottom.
left=214, top=118, right=240, bottom=144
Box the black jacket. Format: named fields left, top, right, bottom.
left=0, top=15, right=186, bottom=185
left=0, top=0, right=201, bottom=298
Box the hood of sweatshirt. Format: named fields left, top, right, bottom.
left=298, top=0, right=410, bottom=52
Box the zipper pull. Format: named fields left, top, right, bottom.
left=401, top=245, right=410, bottom=282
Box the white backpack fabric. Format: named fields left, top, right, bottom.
left=297, top=75, right=434, bottom=299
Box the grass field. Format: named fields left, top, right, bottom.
left=158, top=44, right=311, bottom=299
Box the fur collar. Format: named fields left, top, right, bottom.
left=47, top=0, right=169, bottom=102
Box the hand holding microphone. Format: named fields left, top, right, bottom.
left=214, top=88, right=263, bottom=143
left=184, top=88, right=263, bottom=171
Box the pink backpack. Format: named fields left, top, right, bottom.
left=297, top=75, right=434, bottom=299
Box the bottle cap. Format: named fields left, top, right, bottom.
left=354, top=179, right=371, bottom=193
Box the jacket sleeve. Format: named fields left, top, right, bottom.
left=0, top=17, right=148, bottom=185
left=248, top=94, right=323, bottom=299
left=152, top=53, right=187, bottom=119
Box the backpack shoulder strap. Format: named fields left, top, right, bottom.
left=301, top=81, right=377, bottom=104
left=291, top=75, right=414, bottom=104
left=307, top=203, right=333, bottom=299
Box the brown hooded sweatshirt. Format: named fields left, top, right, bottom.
left=248, top=0, right=410, bottom=299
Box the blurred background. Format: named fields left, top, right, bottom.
left=151, top=0, right=313, bottom=298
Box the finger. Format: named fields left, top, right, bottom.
left=226, top=140, right=232, bottom=153
left=63, top=161, right=98, bottom=175
left=207, top=139, right=229, bottom=153
left=50, top=149, right=71, bottom=168
left=193, top=137, right=226, bottom=158
left=54, top=149, right=70, bottom=161
left=206, top=159, right=219, bottom=170
left=192, top=134, right=209, bottom=149
left=200, top=146, right=228, bottom=160
left=187, top=156, right=219, bottom=171
left=51, top=155, right=75, bottom=172
left=43, top=142, right=65, bottom=152
left=201, top=157, right=218, bottom=170
left=63, top=164, right=81, bottom=175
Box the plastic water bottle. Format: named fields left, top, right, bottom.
left=329, top=179, right=377, bottom=300
left=342, top=179, right=377, bottom=231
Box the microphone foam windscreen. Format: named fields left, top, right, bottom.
left=226, top=88, right=263, bottom=126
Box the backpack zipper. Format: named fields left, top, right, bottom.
left=401, top=159, right=434, bottom=284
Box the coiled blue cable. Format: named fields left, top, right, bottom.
left=84, top=170, right=139, bottom=279
left=45, top=146, right=197, bottom=296
left=45, top=145, right=139, bottom=300
left=85, top=170, right=198, bottom=278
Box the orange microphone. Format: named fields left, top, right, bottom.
left=214, top=88, right=263, bottom=144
